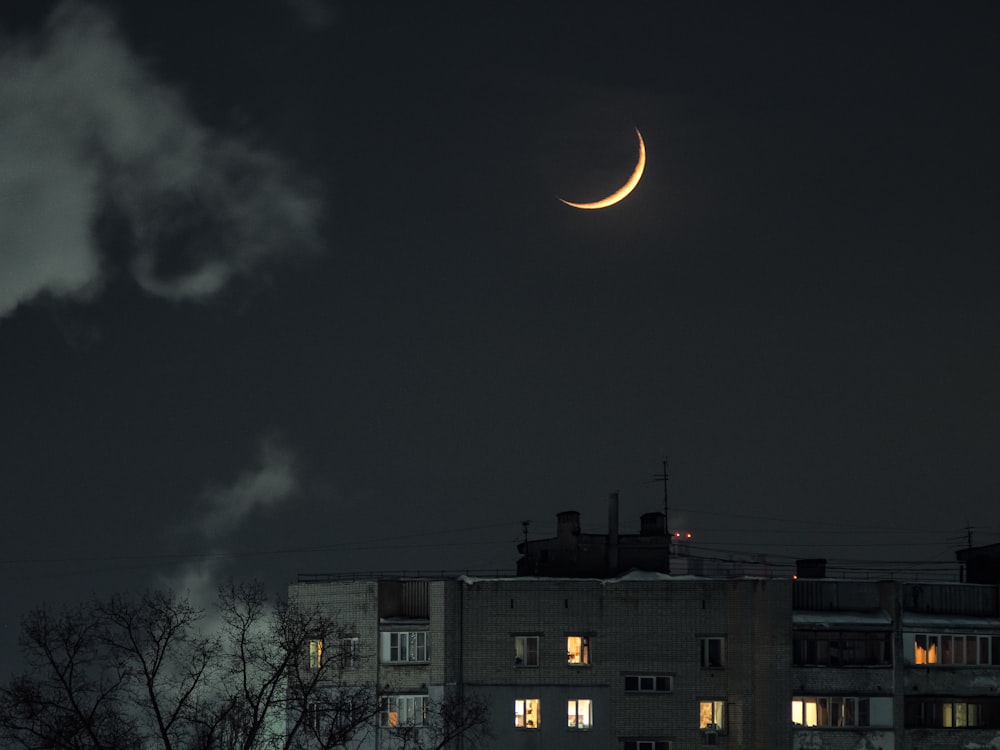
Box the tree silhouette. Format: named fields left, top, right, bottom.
left=0, top=583, right=490, bottom=750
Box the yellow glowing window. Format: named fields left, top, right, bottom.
left=699, top=700, right=724, bottom=730
left=914, top=632, right=998, bottom=665
left=567, top=636, right=591, bottom=665
left=915, top=635, right=939, bottom=664
left=381, top=696, right=426, bottom=727
left=514, top=698, right=540, bottom=729
left=309, top=639, right=323, bottom=669
left=567, top=699, right=593, bottom=729
left=792, top=696, right=888, bottom=728
left=792, top=699, right=820, bottom=727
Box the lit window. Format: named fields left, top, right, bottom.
left=699, top=700, right=725, bottom=731
left=700, top=637, right=725, bottom=668
left=625, top=675, right=672, bottom=692
left=380, top=631, right=428, bottom=663
left=913, top=633, right=1000, bottom=665
left=567, top=699, right=593, bottom=729
left=906, top=697, right=992, bottom=728
left=792, top=696, right=892, bottom=727
left=915, top=634, right=938, bottom=664
left=309, top=639, right=323, bottom=669
left=380, top=695, right=427, bottom=726
left=567, top=635, right=591, bottom=665
left=514, top=635, right=539, bottom=667
left=514, top=698, right=540, bottom=729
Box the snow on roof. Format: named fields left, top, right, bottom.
left=793, top=611, right=892, bottom=629
left=458, top=570, right=772, bottom=585
left=901, top=613, right=1000, bottom=629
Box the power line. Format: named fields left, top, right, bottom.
left=0, top=521, right=521, bottom=567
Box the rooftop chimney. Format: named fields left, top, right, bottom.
left=639, top=511, right=666, bottom=536
left=556, top=511, right=581, bottom=539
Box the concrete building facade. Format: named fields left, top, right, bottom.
left=290, top=573, right=792, bottom=750
left=791, top=577, right=1000, bottom=750
left=288, top=522, right=1000, bottom=749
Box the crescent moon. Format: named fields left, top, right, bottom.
left=559, top=128, right=646, bottom=210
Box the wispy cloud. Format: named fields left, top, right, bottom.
left=163, top=436, right=298, bottom=606
left=282, top=0, right=338, bottom=29
left=199, top=437, right=298, bottom=540
left=0, top=1, right=323, bottom=320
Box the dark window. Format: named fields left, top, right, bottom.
left=625, top=675, right=672, bottom=692
left=700, top=637, right=725, bottom=668
left=514, top=636, right=539, bottom=667
left=905, top=698, right=1000, bottom=728
left=793, top=631, right=891, bottom=666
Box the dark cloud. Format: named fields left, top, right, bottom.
left=0, top=1, right=323, bottom=319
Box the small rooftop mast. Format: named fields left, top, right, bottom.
left=653, top=456, right=671, bottom=574
left=653, top=456, right=670, bottom=536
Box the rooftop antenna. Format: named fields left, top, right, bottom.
left=652, top=457, right=671, bottom=575
left=521, top=520, right=531, bottom=546
left=652, top=457, right=670, bottom=536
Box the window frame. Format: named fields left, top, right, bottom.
left=380, top=695, right=428, bottom=727
left=306, top=701, right=323, bottom=733
left=341, top=636, right=359, bottom=669
left=699, top=637, right=726, bottom=668
left=308, top=639, right=323, bottom=669
left=699, top=699, right=726, bottom=732
left=625, top=674, right=673, bottom=693
left=382, top=630, right=429, bottom=664
left=905, top=697, right=1000, bottom=728
left=514, top=635, right=540, bottom=667
left=912, top=632, right=1000, bottom=666
left=624, top=741, right=671, bottom=750
left=793, top=630, right=892, bottom=667
left=567, top=698, right=593, bottom=730
left=792, top=695, right=892, bottom=728
left=514, top=698, right=541, bottom=729
left=567, top=635, right=591, bottom=666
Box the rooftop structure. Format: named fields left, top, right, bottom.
left=289, top=503, right=1000, bottom=749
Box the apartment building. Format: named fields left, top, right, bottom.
left=791, top=567, right=1000, bottom=750
left=290, top=573, right=791, bottom=749
left=288, top=508, right=1000, bottom=750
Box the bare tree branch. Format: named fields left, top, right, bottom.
left=0, top=583, right=491, bottom=750
left=385, top=691, right=491, bottom=750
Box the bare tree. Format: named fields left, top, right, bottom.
left=210, top=580, right=380, bottom=750
left=384, top=691, right=491, bottom=750
left=0, top=601, right=141, bottom=750
left=96, top=591, right=216, bottom=750
left=0, top=585, right=491, bottom=750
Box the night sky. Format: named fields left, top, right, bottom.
left=2, top=1, right=1000, bottom=670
